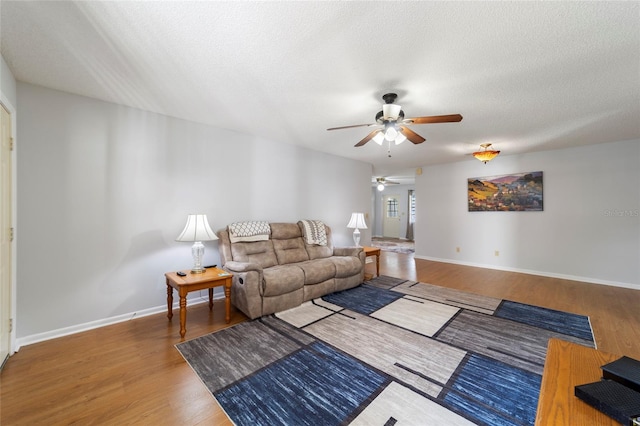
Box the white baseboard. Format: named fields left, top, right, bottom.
left=16, top=258, right=636, bottom=350
left=414, top=255, right=639, bottom=290
left=15, top=293, right=224, bottom=351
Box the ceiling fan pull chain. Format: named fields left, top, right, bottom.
left=388, top=140, right=392, bottom=157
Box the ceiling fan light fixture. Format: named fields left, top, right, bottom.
left=384, top=126, right=398, bottom=141
left=377, top=183, right=385, bottom=191
left=372, top=132, right=385, bottom=145
left=382, top=104, right=402, bottom=120
left=473, top=143, right=500, bottom=164
left=395, top=133, right=406, bottom=145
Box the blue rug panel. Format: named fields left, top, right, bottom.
left=445, top=354, right=541, bottom=426
left=215, top=341, right=386, bottom=426
left=322, top=284, right=404, bottom=315
left=494, top=300, right=593, bottom=341
left=444, top=391, right=524, bottom=426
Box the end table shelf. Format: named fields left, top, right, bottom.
left=165, top=267, right=233, bottom=338
left=363, top=246, right=380, bottom=280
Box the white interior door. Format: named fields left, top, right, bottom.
left=382, top=194, right=401, bottom=238
left=0, top=103, right=12, bottom=368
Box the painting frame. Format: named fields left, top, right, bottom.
left=468, top=171, right=543, bottom=212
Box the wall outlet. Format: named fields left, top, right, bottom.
left=456, top=247, right=460, bottom=253
left=494, top=250, right=500, bottom=257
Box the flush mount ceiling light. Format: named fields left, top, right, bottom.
left=473, top=143, right=500, bottom=164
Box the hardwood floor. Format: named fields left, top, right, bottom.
left=2, top=254, right=639, bottom=425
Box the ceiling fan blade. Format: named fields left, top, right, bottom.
left=355, top=129, right=381, bottom=147
left=399, top=126, right=426, bottom=144
left=405, top=114, right=463, bottom=125
left=327, top=123, right=376, bottom=131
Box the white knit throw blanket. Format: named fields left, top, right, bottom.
left=228, top=221, right=271, bottom=242
left=300, top=220, right=327, bottom=246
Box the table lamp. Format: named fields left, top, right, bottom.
left=176, top=214, right=218, bottom=273
left=347, top=212, right=367, bottom=247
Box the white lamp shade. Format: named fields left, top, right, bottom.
left=395, top=133, right=407, bottom=145
left=347, top=212, right=367, bottom=229
left=176, top=214, right=218, bottom=242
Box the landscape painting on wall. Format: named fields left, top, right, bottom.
left=468, top=171, right=543, bottom=211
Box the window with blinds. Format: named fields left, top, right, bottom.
left=409, top=190, right=416, bottom=222
left=386, top=198, right=399, bottom=218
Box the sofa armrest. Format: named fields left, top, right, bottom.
left=333, top=247, right=363, bottom=257
left=223, top=260, right=264, bottom=274
left=222, top=261, right=264, bottom=320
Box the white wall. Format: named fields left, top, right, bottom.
left=1, top=55, right=17, bottom=107
left=16, top=82, right=372, bottom=343
left=415, top=140, right=640, bottom=288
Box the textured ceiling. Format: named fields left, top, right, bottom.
left=2, top=1, right=639, bottom=183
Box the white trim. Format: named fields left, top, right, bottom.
left=414, top=255, right=639, bottom=290
left=0, top=91, right=17, bottom=357
left=15, top=293, right=223, bottom=350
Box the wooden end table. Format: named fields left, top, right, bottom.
left=535, top=338, right=622, bottom=425
left=165, top=267, right=233, bottom=338
left=363, top=246, right=380, bottom=279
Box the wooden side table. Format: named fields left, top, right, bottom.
left=535, top=338, right=622, bottom=425
left=165, top=267, right=233, bottom=338
left=363, top=246, right=381, bottom=279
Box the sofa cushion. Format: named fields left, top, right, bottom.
left=304, top=279, right=335, bottom=301
left=273, top=237, right=309, bottom=265
left=331, top=256, right=363, bottom=278
left=270, top=223, right=303, bottom=239
left=297, top=258, right=336, bottom=285
left=262, top=265, right=304, bottom=297
left=299, top=222, right=334, bottom=260
left=230, top=240, right=278, bottom=269
left=305, top=243, right=333, bottom=260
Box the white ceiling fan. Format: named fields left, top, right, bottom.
left=374, top=177, right=399, bottom=191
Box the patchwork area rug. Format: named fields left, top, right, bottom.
left=370, top=238, right=415, bottom=254
left=176, top=276, right=594, bottom=426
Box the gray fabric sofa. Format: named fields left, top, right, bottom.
left=218, top=222, right=365, bottom=319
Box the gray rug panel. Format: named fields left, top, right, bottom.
left=176, top=320, right=306, bottom=392
left=392, top=280, right=501, bottom=314
left=436, top=310, right=593, bottom=375
left=260, top=314, right=316, bottom=345
left=364, top=275, right=408, bottom=290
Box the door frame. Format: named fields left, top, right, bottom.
left=1, top=94, right=17, bottom=360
